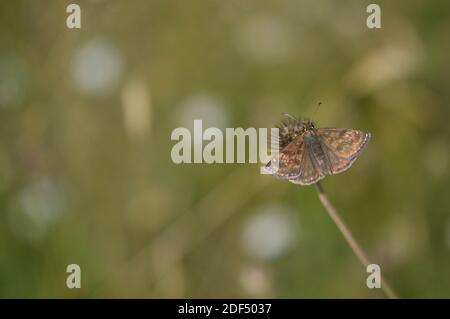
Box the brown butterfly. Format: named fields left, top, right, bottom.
left=265, top=116, right=371, bottom=185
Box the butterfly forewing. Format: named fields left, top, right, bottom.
left=317, top=128, right=370, bottom=159
left=265, top=135, right=305, bottom=179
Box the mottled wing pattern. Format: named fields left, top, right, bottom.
left=317, top=128, right=371, bottom=174
left=289, top=151, right=324, bottom=185
left=265, top=135, right=305, bottom=179
left=266, top=127, right=370, bottom=185
left=320, top=144, right=358, bottom=174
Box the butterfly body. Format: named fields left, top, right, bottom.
left=266, top=117, right=371, bottom=185
left=303, top=131, right=332, bottom=175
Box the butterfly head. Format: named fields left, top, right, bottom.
left=277, top=115, right=316, bottom=148
left=300, top=118, right=315, bottom=131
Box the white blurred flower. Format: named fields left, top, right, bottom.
left=8, top=177, right=67, bottom=243
left=241, top=204, right=299, bottom=261
left=71, top=38, right=124, bottom=96
left=236, top=15, right=293, bottom=64
left=178, top=93, right=228, bottom=130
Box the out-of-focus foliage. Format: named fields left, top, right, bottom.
left=0, top=0, right=449, bottom=298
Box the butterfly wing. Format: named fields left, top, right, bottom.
left=289, top=150, right=324, bottom=185
left=317, top=128, right=371, bottom=174
left=265, top=135, right=305, bottom=179
left=265, top=134, right=324, bottom=185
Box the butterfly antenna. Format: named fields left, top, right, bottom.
left=304, top=101, right=322, bottom=121
left=313, top=101, right=322, bottom=117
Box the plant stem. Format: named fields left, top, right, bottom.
left=315, top=181, right=398, bottom=299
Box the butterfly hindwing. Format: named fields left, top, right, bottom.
left=320, top=142, right=358, bottom=174
left=290, top=151, right=323, bottom=185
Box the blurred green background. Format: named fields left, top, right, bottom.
left=0, top=0, right=449, bottom=298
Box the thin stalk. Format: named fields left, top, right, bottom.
left=315, top=181, right=398, bottom=299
